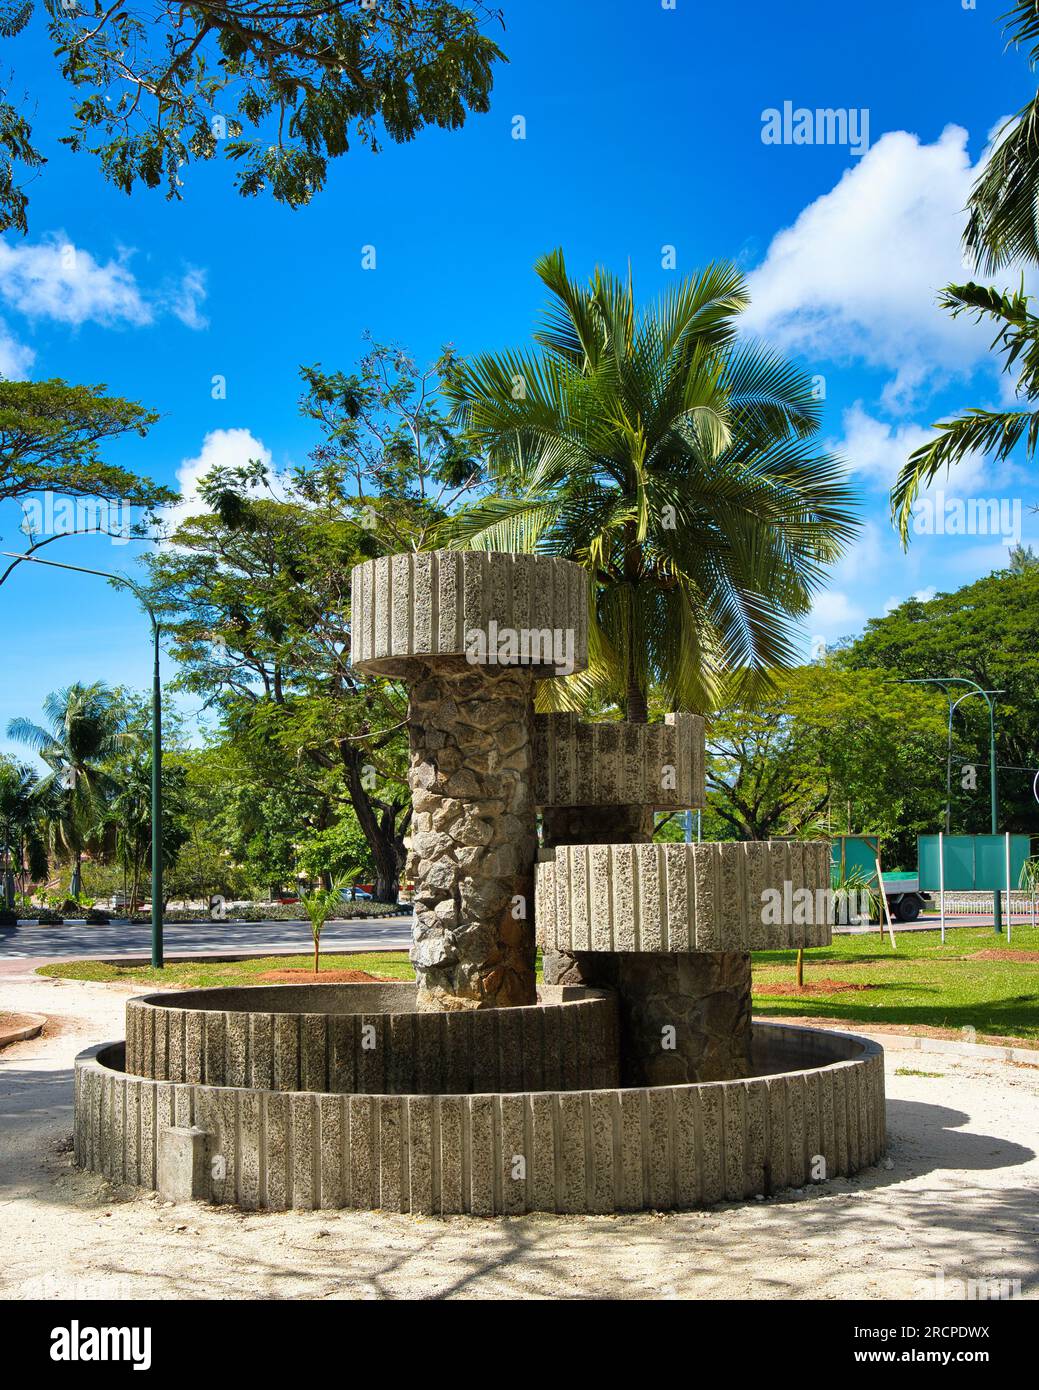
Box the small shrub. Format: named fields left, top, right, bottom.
left=0, top=908, right=17, bottom=926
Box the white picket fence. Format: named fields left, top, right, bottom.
left=928, top=890, right=1038, bottom=920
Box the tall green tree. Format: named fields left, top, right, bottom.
left=706, top=665, right=947, bottom=865
left=0, top=0, right=505, bottom=233
left=839, top=564, right=1039, bottom=836
left=0, top=379, right=167, bottom=506
left=442, top=249, right=858, bottom=721
left=0, top=756, right=47, bottom=907
left=144, top=340, right=483, bottom=901
left=146, top=489, right=412, bottom=900
left=6, top=682, right=129, bottom=896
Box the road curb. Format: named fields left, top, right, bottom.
left=0, top=1012, right=46, bottom=1047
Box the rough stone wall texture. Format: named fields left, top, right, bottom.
left=124, top=986, right=620, bottom=1093
left=408, top=663, right=540, bottom=1010
left=584, top=951, right=752, bottom=1086
left=537, top=840, right=833, bottom=955
left=76, top=1024, right=886, bottom=1214
left=532, top=712, right=705, bottom=810
left=350, top=550, right=589, bottom=676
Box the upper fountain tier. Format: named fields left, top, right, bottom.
left=350, top=550, right=589, bottom=678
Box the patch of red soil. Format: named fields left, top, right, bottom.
left=970, top=949, right=1039, bottom=963
left=757, top=979, right=880, bottom=997
left=254, top=968, right=388, bottom=983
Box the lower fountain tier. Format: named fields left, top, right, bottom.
left=536, top=840, right=833, bottom=954
left=124, top=983, right=618, bottom=1094
left=75, top=1022, right=886, bottom=1215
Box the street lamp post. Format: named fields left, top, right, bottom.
left=900, top=676, right=1004, bottom=935
left=1, top=551, right=164, bottom=966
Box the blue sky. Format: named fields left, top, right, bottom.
left=1, top=0, right=1035, bottom=760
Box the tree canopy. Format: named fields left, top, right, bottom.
left=839, top=563, right=1039, bottom=837
left=0, top=377, right=171, bottom=511
left=142, top=339, right=480, bottom=900
left=0, top=0, right=506, bottom=233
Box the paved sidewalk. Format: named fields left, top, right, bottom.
left=1, top=969, right=1037, bottom=1299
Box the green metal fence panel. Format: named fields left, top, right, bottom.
left=918, top=835, right=1031, bottom=892
left=830, top=836, right=881, bottom=887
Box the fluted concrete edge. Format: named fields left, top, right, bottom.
left=350, top=550, right=590, bottom=675
left=536, top=840, right=833, bottom=953
left=532, top=712, right=706, bottom=810
left=75, top=1023, right=885, bottom=1214
left=124, top=984, right=619, bottom=1094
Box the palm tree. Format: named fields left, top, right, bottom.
left=964, top=1, right=1039, bottom=274
left=0, top=758, right=47, bottom=908
left=7, top=683, right=127, bottom=897
left=892, top=282, right=1039, bottom=538
left=892, top=2, right=1039, bottom=533
left=441, top=249, right=858, bottom=721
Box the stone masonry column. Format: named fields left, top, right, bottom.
left=349, top=550, right=589, bottom=1011
left=584, top=950, right=752, bottom=1085
left=408, top=661, right=538, bottom=1010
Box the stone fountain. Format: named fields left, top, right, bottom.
left=74, top=549, right=885, bottom=1213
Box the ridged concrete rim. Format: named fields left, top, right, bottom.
left=532, top=712, right=706, bottom=811
left=123, top=983, right=619, bottom=1094
left=75, top=1022, right=886, bottom=1215
left=536, top=840, right=833, bottom=953
left=349, top=550, right=590, bottom=676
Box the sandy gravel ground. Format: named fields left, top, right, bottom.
left=1, top=968, right=1037, bottom=1301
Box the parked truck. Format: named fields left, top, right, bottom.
left=831, top=837, right=930, bottom=923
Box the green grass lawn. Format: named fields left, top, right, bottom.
left=36, top=925, right=1039, bottom=1045
left=752, top=924, right=1039, bottom=1044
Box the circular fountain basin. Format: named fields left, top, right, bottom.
left=75, top=1019, right=885, bottom=1215
left=125, top=982, right=619, bottom=1094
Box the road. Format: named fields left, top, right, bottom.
left=2, top=910, right=1026, bottom=964
left=0, top=915, right=414, bottom=964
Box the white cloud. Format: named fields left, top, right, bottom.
left=829, top=403, right=1022, bottom=509
left=165, top=268, right=208, bottom=331
left=0, top=235, right=150, bottom=326
left=166, top=428, right=276, bottom=529
left=0, top=234, right=208, bottom=333
left=881, top=587, right=938, bottom=614
left=0, top=317, right=34, bottom=377
left=828, top=404, right=932, bottom=488
left=810, top=589, right=865, bottom=631
left=744, top=125, right=1030, bottom=409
